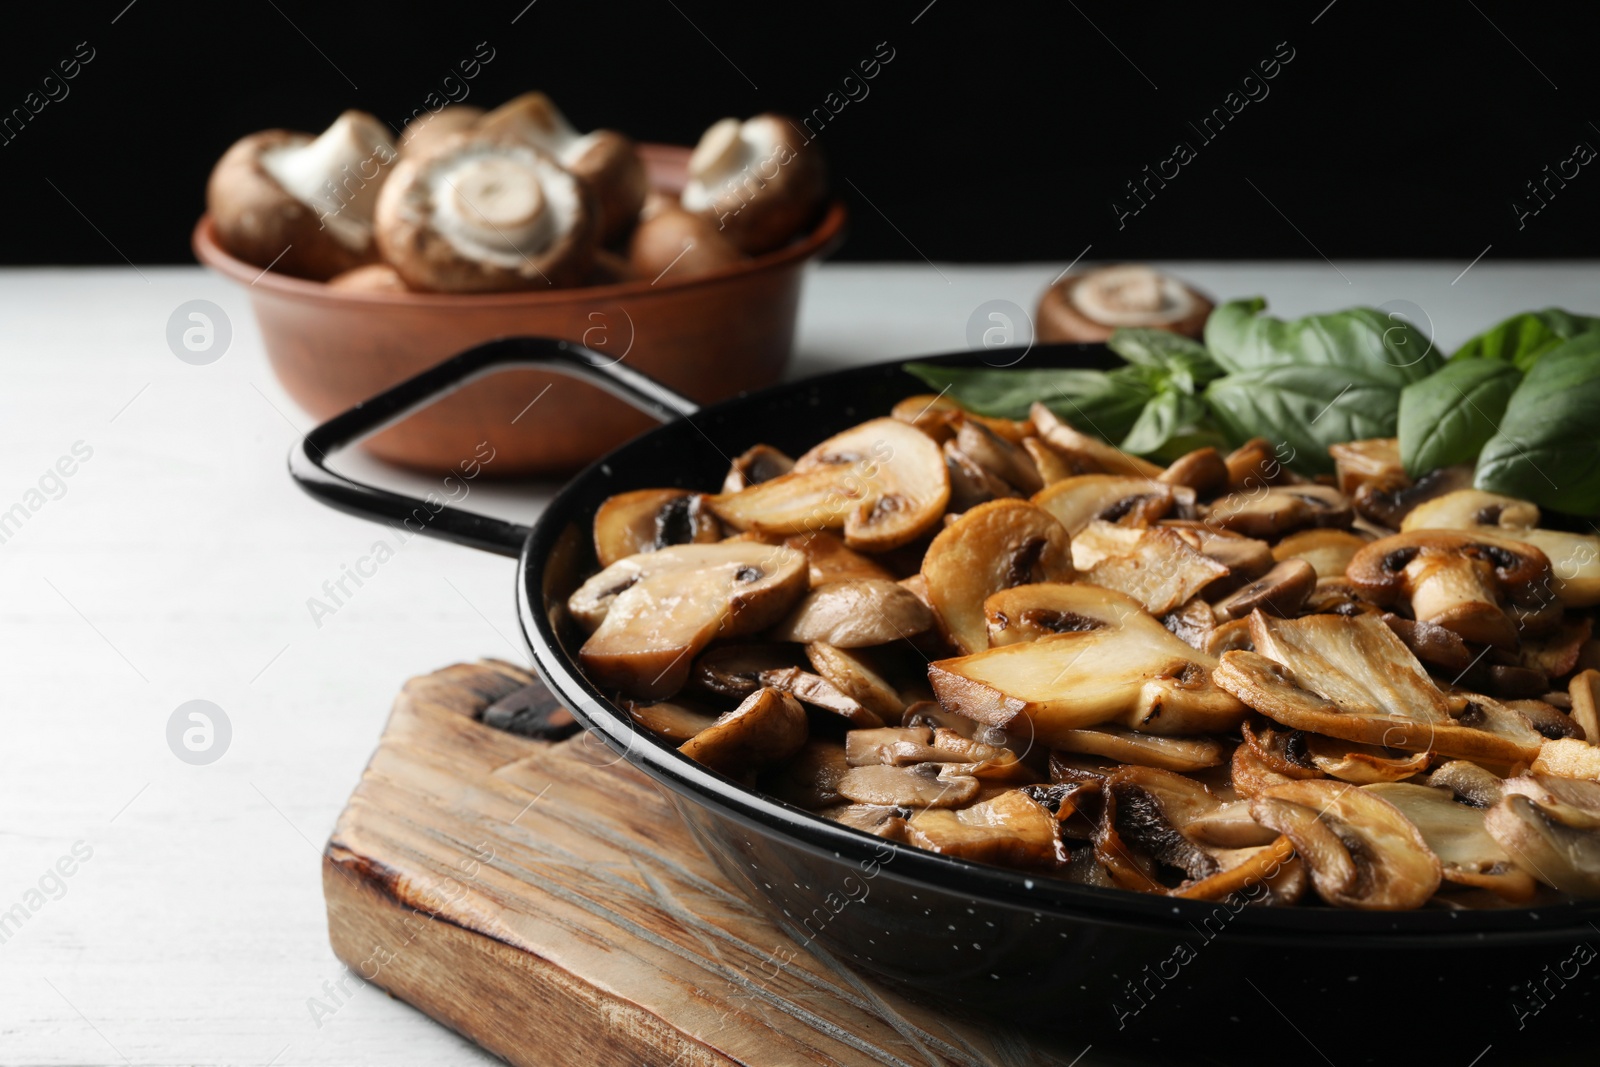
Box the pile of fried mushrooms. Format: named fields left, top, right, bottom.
left=566, top=394, right=1600, bottom=910
left=206, top=96, right=825, bottom=292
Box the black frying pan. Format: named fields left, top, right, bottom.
left=292, top=337, right=1600, bottom=1066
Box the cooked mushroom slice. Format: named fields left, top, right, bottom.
left=943, top=440, right=1019, bottom=511
left=902, top=789, right=1066, bottom=868
left=1021, top=436, right=1078, bottom=485
left=954, top=419, right=1043, bottom=493
left=626, top=698, right=718, bottom=741
left=1033, top=475, right=1175, bottom=537
left=1521, top=617, right=1593, bottom=680
left=1161, top=521, right=1275, bottom=590
left=207, top=110, right=398, bottom=280
left=1222, top=437, right=1290, bottom=492
left=760, top=666, right=883, bottom=727
left=1171, top=838, right=1298, bottom=901
left=678, top=687, right=808, bottom=776
left=1105, top=766, right=1248, bottom=885
left=1240, top=719, right=1321, bottom=781
left=708, top=418, right=949, bottom=551
left=1206, top=484, right=1353, bottom=539
left=1328, top=438, right=1403, bottom=496
left=770, top=579, right=932, bottom=647
left=836, top=762, right=980, bottom=808
left=1216, top=612, right=1546, bottom=764
left=1532, top=738, right=1600, bottom=781
left=778, top=531, right=894, bottom=586
left=1184, top=797, right=1282, bottom=849
left=1212, top=559, right=1317, bottom=622
left=1501, top=774, right=1600, bottom=827
left=1158, top=447, right=1229, bottom=496
left=891, top=393, right=961, bottom=442
left=846, top=726, right=934, bottom=766
left=1029, top=403, right=1165, bottom=479
left=1201, top=618, right=1254, bottom=657
left=765, top=740, right=851, bottom=810
left=1035, top=265, right=1211, bottom=343
left=818, top=804, right=903, bottom=836
left=1230, top=740, right=1303, bottom=799
left=1083, top=527, right=1230, bottom=617
left=1401, top=489, right=1600, bottom=609
left=1300, top=733, right=1431, bottom=784
left=1485, top=789, right=1600, bottom=895
left=1067, top=520, right=1143, bottom=570
left=689, top=643, right=798, bottom=699
left=932, top=583, right=1245, bottom=741
left=921, top=500, right=1074, bottom=654
left=807, top=644, right=905, bottom=720
left=722, top=444, right=795, bottom=494
left=1052, top=725, right=1225, bottom=772
left=1272, top=529, right=1369, bottom=580
left=476, top=92, right=648, bottom=244
left=1426, top=761, right=1505, bottom=807
left=1346, top=531, right=1553, bottom=648
left=569, top=542, right=807, bottom=698
left=1162, top=597, right=1216, bottom=651
left=1379, top=614, right=1473, bottom=672
left=1250, top=779, right=1442, bottom=909
left=1365, top=782, right=1537, bottom=901
left=1352, top=466, right=1475, bottom=529
left=593, top=489, right=721, bottom=567
left=982, top=581, right=1137, bottom=648
left=681, top=113, right=827, bottom=254
left=1571, top=670, right=1600, bottom=746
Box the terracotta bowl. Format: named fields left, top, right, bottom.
left=194, top=143, right=846, bottom=475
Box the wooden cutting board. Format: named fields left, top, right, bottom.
left=323, top=660, right=1088, bottom=1067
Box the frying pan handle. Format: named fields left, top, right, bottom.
left=289, top=336, right=701, bottom=558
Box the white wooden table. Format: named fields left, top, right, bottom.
left=2, top=260, right=1596, bottom=1065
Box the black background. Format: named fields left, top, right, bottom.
left=1, top=0, right=1594, bottom=265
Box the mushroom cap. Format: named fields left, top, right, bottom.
left=326, top=263, right=410, bottom=294
left=592, top=488, right=721, bottom=568
left=399, top=104, right=485, bottom=158
left=374, top=130, right=598, bottom=292
left=768, top=578, right=933, bottom=647
left=681, top=113, right=827, bottom=255
left=1035, top=266, right=1212, bottom=343
left=207, top=114, right=397, bottom=280
left=627, top=204, right=746, bottom=283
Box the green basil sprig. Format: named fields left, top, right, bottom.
left=1451, top=308, right=1600, bottom=371
left=1397, top=361, right=1523, bottom=477
left=1475, top=332, right=1600, bottom=514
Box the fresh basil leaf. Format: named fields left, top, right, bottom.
left=1120, top=390, right=1208, bottom=456
left=1204, top=297, right=1442, bottom=384
left=1205, top=365, right=1403, bottom=476
left=1451, top=308, right=1600, bottom=371
left=1475, top=332, right=1600, bottom=515
left=1397, top=361, right=1522, bottom=476
left=1051, top=367, right=1157, bottom=443
left=902, top=363, right=1115, bottom=420
left=1106, top=328, right=1223, bottom=393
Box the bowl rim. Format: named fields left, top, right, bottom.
left=192, top=139, right=847, bottom=307
left=514, top=345, right=1600, bottom=945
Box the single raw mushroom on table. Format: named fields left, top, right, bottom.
left=1346, top=530, right=1553, bottom=648
left=1035, top=265, right=1212, bottom=343
left=681, top=114, right=827, bottom=255
left=374, top=132, right=598, bottom=292
left=207, top=110, right=397, bottom=280
left=567, top=541, right=807, bottom=698
left=476, top=92, right=648, bottom=244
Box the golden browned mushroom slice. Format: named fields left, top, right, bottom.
left=1035, top=265, right=1211, bottom=343
left=1158, top=447, right=1230, bottom=497
left=1082, top=527, right=1229, bottom=616
left=1531, top=738, right=1600, bottom=780
left=1299, top=733, right=1431, bottom=784
left=626, top=698, right=718, bottom=741
left=1272, top=529, right=1370, bottom=580
left=1214, top=612, right=1546, bottom=764
left=1427, top=760, right=1506, bottom=807
left=1346, top=531, right=1553, bottom=648
left=569, top=542, right=807, bottom=698
left=769, top=579, right=932, bottom=647
left=1051, top=725, right=1226, bottom=772
left=1240, top=719, right=1322, bottom=782
left=722, top=444, right=795, bottom=493
left=678, top=687, right=808, bottom=776
left=1379, top=614, right=1474, bottom=673
left=891, top=395, right=1034, bottom=445
left=845, top=726, right=933, bottom=766
left=760, top=666, right=883, bottom=727
left=1223, top=437, right=1293, bottom=492
left=943, top=440, right=1020, bottom=512
left=1160, top=521, right=1276, bottom=591
left=1351, top=466, right=1476, bottom=530
left=765, top=741, right=851, bottom=810
left=807, top=644, right=906, bottom=720
left=689, top=644, right=797, bottom=698
left=708, top=418, right=949, bottom=551
left=1103, top=766, right=1271, bottom=889
left=931, top=583, right=1245, bottom=741
left=1401, top=489, right=1600, bottom=609
left=1034, top=475, right=1180, bottom=537
left=1485, top=776, right=1600, bottom=895
left=1067, top=520, right=1144, bottom=570
left=1328, top=438, right=1404, bottom=496
left=1364, top=782, right=1538, bottom=901
left=1571, top=670, right=1600, bottom=745
left=592, top=488, right=721, bottom=567
left=1021, top=436, right=1079, bottom=485
left=818, top=804, right=904, bottom=836
left=780, top=531, right=894, bottom=586
left=1206, top=484, right=1353, bottom=538
left=1162, top=597, right=1217, bottom=652
left=921, top=499, right=1074, bottom=654
left=1169, top=837, right=1298, bottom=901
left=983, top=581, right=1141, bottom=647
left=1250, top=779, right=1442, bottom=909
left=1201, top=618, right=1255, bottom=658
left=902, top=789, right=1066, bottom=868
left=954, top=419, right=1043, bottom=493
left=1029, top=403, right=1165, bottom=479
left=1211, top=559, right=1318, bottom=622
left=836, top=762, right=981, bottom=808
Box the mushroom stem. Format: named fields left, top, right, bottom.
left=1406, top=553, right=1513, bottom=648
left=259, top=110, right=395, bottom=248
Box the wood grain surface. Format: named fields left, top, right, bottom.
left=324, top=660, right=1082, bottom=1066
